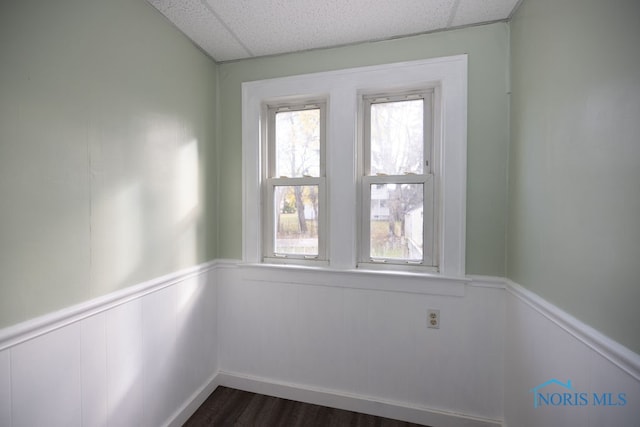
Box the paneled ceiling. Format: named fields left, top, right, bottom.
left=148, top=0, right=521, bottom=62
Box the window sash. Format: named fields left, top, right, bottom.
left=266, top=101, right=326, bottom=179
left=363, top=90, right=433, bottom=177
left=360, top=89, right=437, bottom=269
left=361, top=174, right=436, bottom=268
left=263, top=177, right=327, bottom=263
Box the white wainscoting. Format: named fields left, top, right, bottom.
left=504, top=281, right=640, bottom=427
left=0, top=262, right=219, bottom=427
left=217, top=263, right=506, bottom=427
left=2, top=260, right=639, bottom=427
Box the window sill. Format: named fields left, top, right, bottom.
left=240, top=262, right=467, bottom=297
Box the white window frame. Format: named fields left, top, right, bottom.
left=262, top=100, right=328, bottom=264
left=359, top=89, right=437, bottom=270
left=242, top=55, right=467, bottom=277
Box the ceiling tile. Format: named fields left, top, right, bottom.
left=450, top=0, right=519, bottom=27
left=206, top=0, right=455, bottom=58
left=147, top=0, right=521, bottom=62
left=148, top=0, right=250, bottom=61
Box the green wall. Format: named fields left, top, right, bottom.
left=509, top=0, right=640, bottom=352
left=0, top=0, right=218, bottom=327
left=2, top=0, right=636, bottom=356
left=217, top=23, right=511, bottom=276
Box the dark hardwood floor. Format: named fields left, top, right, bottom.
left=184, top=386, right=429, bottom=427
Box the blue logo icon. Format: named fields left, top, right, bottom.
left=530, top=379, right=627, bottom=408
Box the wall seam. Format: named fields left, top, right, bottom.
left=87, top=119, right=93, bottom=299
left=503, top=22, right=512, bottom=279
left=8, top=349, right=13, bottom=427
left=214, top=64, right=221, bottom=258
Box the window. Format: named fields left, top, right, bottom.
left=243, top=55, right=467, bottom=277
left=263, top=101, right=327, bottom=263
left=360, top=91, right=437, bottom=269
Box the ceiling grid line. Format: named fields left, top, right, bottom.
left=447, top=0, right=463, bottom=27
left=199, top=0, right=255, bottom=58
left=149, top=0, right=521, bottom=62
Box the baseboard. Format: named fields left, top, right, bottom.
left=506, top=279, right=640, bottom=381
left=217, top=371, right=503, bottom=427
left=165, top=373, right=221, bottom=427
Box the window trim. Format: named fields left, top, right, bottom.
left=242, top=55, right=467, bottom=277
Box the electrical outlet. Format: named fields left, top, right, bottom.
left=427, top=309, right=440, bottom=329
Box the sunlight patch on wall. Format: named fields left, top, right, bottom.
left=176, top=139, right=200, bottom=222
left=175, top=139, right=201, bottom=266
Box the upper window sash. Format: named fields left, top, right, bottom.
left=362, top=90, right=434, bottom=178
left=265, top=101, right=326, bottom=179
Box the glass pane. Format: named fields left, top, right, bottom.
left=370, top=183, right=423, bottom=261
left=274, top=185, right=319, bottom=255
left=275, top=109, right=320, bottom=177
left=370, top=99, right=423, bottom=175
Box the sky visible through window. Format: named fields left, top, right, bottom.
left=370, top=99, right=423, bottom=176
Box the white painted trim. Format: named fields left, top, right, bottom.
left=242, top=55, right=468, bottom=276
left=506, top=279, right=640, bottom=381
left=8, top=257, right=630, bottom=384
left=217, top=371, right=502, bottom=427
left=211, top=258, right=242, bottom=269
left=467, top=275, right=508, bottom=289
left=241, top=262, right=467, bottom=296
left=165, top=373, right=221, bottom=427
left=0, top=260, right=218, bottom=351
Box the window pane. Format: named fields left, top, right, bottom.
left=274, top=185, right=319, bottom=255
left=370, top=99, right=423, bottom=175
left=275, top=109, right=320, bottom=177
left=370, top=183, right=423, bottom=261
